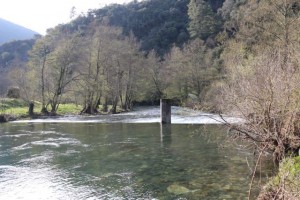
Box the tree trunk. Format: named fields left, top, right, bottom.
left=81, top=105, right=92, bottom=114
left=41, top=107, right=49, bottom=115
left=123, top=94, right=132, bottom=110
left=110, top=96, right=118, bottom=114
left=96, top=97, right=101, bottom=110
left=51, top=100, right=57, bottom=114
left=103, top=97, right=108, bottom=112
left=28, top=102, right=34, bottom=116
left=80, top=103, right=98, bottom=115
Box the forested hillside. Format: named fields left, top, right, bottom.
left=0, top=39, right=36, bottom=94
left=0, top=39, right=36, bottom=68
left=64, top=0, right=226, bottom=56
left=69, top=0, right=191, bottom=56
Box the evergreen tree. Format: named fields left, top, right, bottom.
left=188, top=0, right=222, bottom=40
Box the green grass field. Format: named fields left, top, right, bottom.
left=0, top=98, right=82, bottom=117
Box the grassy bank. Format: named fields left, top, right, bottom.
left=258, top=156, right=300, bottom=199
left=0, top=98, right=82, bottom=119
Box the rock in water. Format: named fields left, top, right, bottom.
left=167, top=184, right=191, bottom=195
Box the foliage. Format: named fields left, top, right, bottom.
left=213, top=0, right=300, bottom=197
left=56, top=104, right=82, bottom=115
left=165, top=39, right=222, bottom=109
left=235, top=0, right=300, bottom=58
left=0, top=98, right=81, bottom=116
left=218, top=0, right=247, bottom=37
left=73, top=0, right=191, bottom=57
left=0, top=39, right=36, bottom=95
left=220, top=0, right=300, bottom=163
left=23, top=20, right=160, bottom=114
left=0, top=39, right=36, bottom=68
left=0, top=98, right=28, bottom=109
left=6, top=87, right=20, bottom=99
left=1, top=0, right=228, bottom=108
left=140, top=51, right=167, bottom=102
left=222, top=50, right=300, bottom=162
left=258, top=157, right=300, bottom=199
left=188, top=0, right=223, bottom=41
left=0, top=98, right=39, bottom=116
left=75, top=25, right=146, bottom=114
left=27, top=28, right=82, bottom=113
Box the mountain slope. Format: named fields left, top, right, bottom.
left=70, top=0, right=190, bottom=56
left=0, top=18, right=39, bottom=44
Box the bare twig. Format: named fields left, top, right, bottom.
left=248, top=143, right=268, bottom=200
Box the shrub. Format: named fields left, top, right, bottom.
left=7, top=87, right=20, bottom=99
left=258, top=157, right=300, bottom=199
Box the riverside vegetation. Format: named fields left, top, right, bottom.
left=1, top=0, right=300, bottom=199
left=0, top=98, right=83, bottom=122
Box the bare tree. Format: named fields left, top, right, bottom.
left=9, top=67, right=38, bottom=116
left=146, top=51, right=167, bottom=100
left=76, top=27, right=109, bottom=114
left=77, top=26, right=144, bottom=114
left=165, top=39, right=220, bottom=106
left=41, top=29, right=81, bottom=114
left=221, top=50, right=300, bottom=163
left=28, top=38, right=52, bottom=114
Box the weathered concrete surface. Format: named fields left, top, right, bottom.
left=160, top=99, right=171, bottom=124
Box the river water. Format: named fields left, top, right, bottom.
left=0, top=107, right=269, bottom=199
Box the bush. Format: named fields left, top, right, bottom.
left=6, top=87, right=20, bottom=99
left=258, top=157, right=300, bottom=200
left=221, top=51, right=300, bottom=163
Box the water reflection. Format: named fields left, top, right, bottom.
left=160, top=124, right=172, bottom=148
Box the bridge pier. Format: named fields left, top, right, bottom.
left=160, top=99, right=171, bottom=124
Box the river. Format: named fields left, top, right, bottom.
left=0, top=107, right=269, bottom=199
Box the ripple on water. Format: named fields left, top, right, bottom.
left=12, top=143, right=32, bottom=151
left=31, top=140, right=61, bottom=148
left=40, top=130, right=60, bottom=134
left=0, top=130, right=36, bottom=140
left=30, top=137, right=82, bottom=148
left=56, top=137, right=82, bottom=145
left=0, top=164, right=102, bottom=200
left=40, top=130, right=66, bottom=136
left=0, top=133, right=31, bottom=138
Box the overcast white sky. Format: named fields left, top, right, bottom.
left=0, top=0, right=132, bottom=34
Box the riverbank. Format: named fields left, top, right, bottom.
left=0, top=98, right=83, bottom=123
left=257, top=156, right=300, bottom=199
left=0, top=98, right=132, bottom=123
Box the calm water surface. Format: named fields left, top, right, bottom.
left=0, top=122, right=267, bottom=199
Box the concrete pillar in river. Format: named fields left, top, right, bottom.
left=160, top=99, right=171, bottom=124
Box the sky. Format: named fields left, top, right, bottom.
left=0, top=0, right=132, bottom=35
